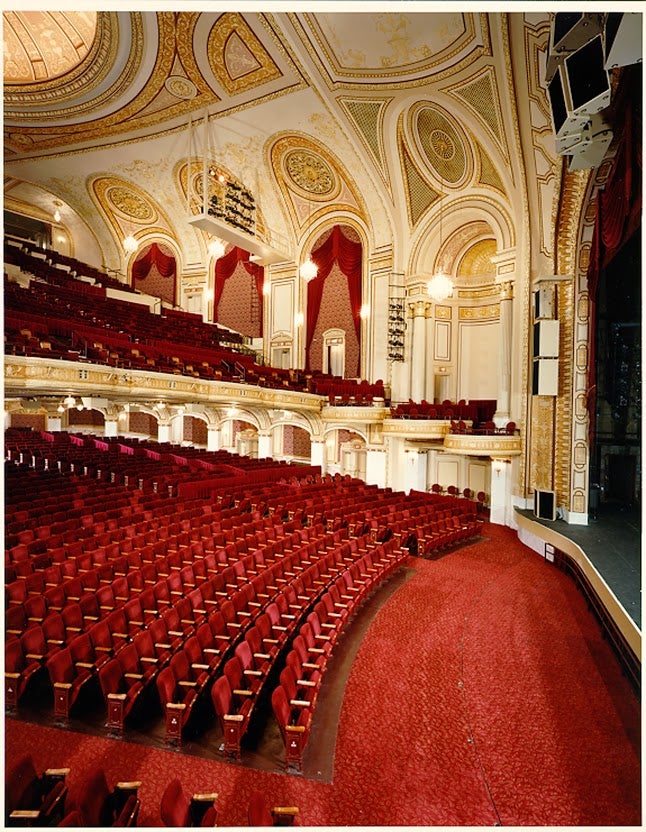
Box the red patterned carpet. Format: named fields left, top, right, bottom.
left=5, top=523, right=640, bottom=826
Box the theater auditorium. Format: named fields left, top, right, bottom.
left=3, top=8, right=641, bottom=828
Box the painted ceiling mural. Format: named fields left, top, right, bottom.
left=3, top=10, right=556, bottom=282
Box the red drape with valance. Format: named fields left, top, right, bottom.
left=585, top=68, right=641, bottom=436
left=132, top=243, right=177, bottom=281
left=131, top=243, right=177, bottom=303
left=214, top=246, right=264, bottom=335
left=305, top=225, right=362, bottom=371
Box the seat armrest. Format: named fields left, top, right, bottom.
left=290, top=699, right=311, bottom=708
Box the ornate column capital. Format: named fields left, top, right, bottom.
left=498, top=280, right=514, bottom=300
left=408, top=300, right=431, bottom=318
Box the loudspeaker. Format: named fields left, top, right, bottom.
left=604, top=12, right=643, bottom=70
left=546, top=12, right=603, bottom=81
left=533, top=320, right=560, bottom=358
left=532, top=357, right=559, bottom=396
left=534, top=489, right=556, bottom=521
left=533, top=286, right=556, bottom=320
left=567, top=113, right=613, bottom=170
left=549, top=35, right=612, bottom=153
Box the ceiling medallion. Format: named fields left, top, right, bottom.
left=430, top=129, right=455, bottom=160
left=164, top=75, right=197, bottom=100
left=108, top=186, right=154, bottom=221
left=285, top=150, right=335, bottom=195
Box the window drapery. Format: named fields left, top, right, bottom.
left=214, top=246, right=264, bottom=334
left=132, top=243, right=176, bottom=281
left=305, top=225, right=362, bottom=371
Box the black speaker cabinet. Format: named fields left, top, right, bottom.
left=534, top=489, right=556, bottom=521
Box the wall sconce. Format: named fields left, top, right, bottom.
left=208, top=238, right=226, bottom=260
left=294, top=311, right=304, bottom=327
left=360, top=303, right=370, bottom=320
left=262, top=281, right=271, bottom=296
left=492, top=458, right=508, bottom=477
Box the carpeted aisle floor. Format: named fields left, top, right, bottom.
left=5, top=523, right=641, bottom=826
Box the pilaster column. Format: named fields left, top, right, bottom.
left=365, top=447, right=387, bottom=488
left=425, top=305, right=435, bottom=402
left=257, top=431, right=273, bottom=460
left=158, top=422, right=171, bottom=444
left=310, top=439, right=327, bottom=475
left=403, top=447, right=428, bottom=493
left=409, top=300, right=431, bottom=402
left=494, top=280, right=514, bottom=424
left=489, top=458, right=511, bottom=526
left=207, top=426, right=221, bottom=452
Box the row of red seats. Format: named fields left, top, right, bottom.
left=272, top=539, right=405, bottom=771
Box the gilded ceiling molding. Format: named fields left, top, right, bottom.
left=4, top=14, right=220, bottom=156
left=448, top=66, right=510, bottom=164
left=207, top=12, right=282, bottom=95
left=3, top=12, right=113, bottom=105
left=397, top=131, right=440, bottom=230
left=475, top=141, right=506, bottom=195
left=337, top=97, right=393, bottom=193
left=408, top=102, right=472, bottom=188
left=289, top=12, right=491, bottom=90
left=270, top=133, right=366, bottom=232
left=3, top=11, right=97, bottom=85
left=458, top=305, right=499, bottom=320
left=458, top=238, right=498, bottom=277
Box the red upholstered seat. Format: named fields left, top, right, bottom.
left=5, top=754, right=69, bottom=826
left=160, top=778, right=218, bottom=827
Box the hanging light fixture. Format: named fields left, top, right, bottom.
left=63, top=395, right=76, bottom=408
left=208, top=238, right=226, bottom=259
left=299, top=196, right=318, bottom=282
left=427, top=172, right=454, bottom=302
left=53, top=200, right=62, bottom=223
left=123, top=234, right=139, bottom=254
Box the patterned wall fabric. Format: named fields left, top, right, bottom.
left=128, top=412, right=158, bottom=437
left=67, top=408, right=105, bottom=426
left=309, top=264, right=360, bottom=376
left=10, top=413, right=46, bottom=431
left=282, top=424, right=311, bottom=457
left=217, top=259, right=262, bottom=338
left=182, top=416, right=207, bottom=445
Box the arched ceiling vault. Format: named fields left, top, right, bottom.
left=4, top=10, right=555, bottom=277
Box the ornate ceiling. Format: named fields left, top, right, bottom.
left=3, top=10, right=558, bottom=281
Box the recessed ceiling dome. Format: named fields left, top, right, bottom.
left=3, top=11, right=97, bottom=84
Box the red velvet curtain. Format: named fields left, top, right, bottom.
left=305, top=225, right=362, bottom=370
left=132, top=243, right=176, bottom=282
left=213, top=246, right=264, bottom=333
left=585, top=68, right=641, bottom=435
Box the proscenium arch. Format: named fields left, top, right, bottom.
left=409, top=194, right=515, bottom=277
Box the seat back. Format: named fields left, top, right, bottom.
left=160, top=778, right=190, bottom=826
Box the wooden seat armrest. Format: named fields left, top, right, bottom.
left=314, top=634, right=331, bottom=641
left=193, top=607, right=207, bottom=615
left=26, top=653, right=44, bottom=661
left=129, top=619, right=144, bottom=627
left=94, top=646, right=112, bottom=652
left=113, top=631, right=129, bottom=639
left=168, top=630, right=184, bottom=637
left=108, top=693, right=128, bottom=700
left=253, top=652, right=271, bottom=660
left=116, top=780, right=142, bottom=792
left=302, top=662, right=320, bottom=670
left=232, top=688, right=254, bottom=697
left=296, top=679, right=316, bottom=687
left=54, top=682, right=73, bottom=689
left=154, top=642, right=172, bottom=649
left=243, top=669, right=262, bottom=676
left=285, top=724, right=306, bottom=733
left=334, top=602, right=349, bottom=609
left=328, top=612, right=342, bottom=618
left=272, top=625, right=288, bottom=632
left=284, top=611, right=297, bottom=618
left=191, top=663, right=209, bottom=670
left=224, top=713, right=244, bottom=722
left=272, top=806, right=300, bottom=819
left=290, top=699, right=311, bottom=708
left=192, top=792, right=218, bottom=803
left=140, top=656, right=158, bottom=663
left=227, top=622, right=242, bottom=629
left=263, top=637, right=279, bottom=644
left=308, top=647, right=326, bottom=655
left=167, top=702, right=186, bottom=710
left=203, top=647, right=221, bottom=655
left=124, top=672, right=143, bottom=680
left=321, top=622, right=336, bottom=629
left=178, top=679, right=197, bottom=687
left=10, top=810, right=41, bottom=820
left=75, top=661, right=94, bottom=669
left=44, top=767, right=70, bottom=780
